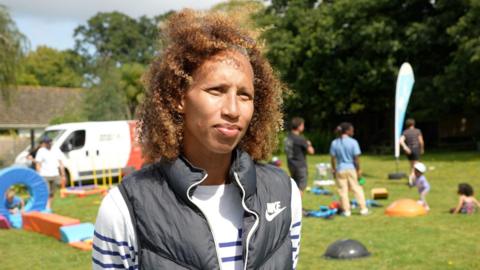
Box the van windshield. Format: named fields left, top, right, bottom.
left=37, top=129, right=65, bottom=145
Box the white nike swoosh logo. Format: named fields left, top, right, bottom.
left=265, top=207, right=287, bottom=222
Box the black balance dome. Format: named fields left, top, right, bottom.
left=324, top=239, right=370, bottom=259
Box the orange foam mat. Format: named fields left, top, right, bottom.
left=69, top=241, right=93, bottom=251
left=22, top=211, right=80, bottom=240
left=385, top=199, right=427, bottom=217
left=60, top=187, right=107, bottom=198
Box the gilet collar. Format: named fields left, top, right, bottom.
left=158, top=149, right=257, bottom=203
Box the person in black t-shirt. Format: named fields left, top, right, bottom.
left=285, top=117, right=315, bottom=194
left=399, top=118, right=424, bottom=185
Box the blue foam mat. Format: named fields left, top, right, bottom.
left=7, top=213, right=22, bottom=228
left=60, top=223, right=95, bottom=243
left=307, top=206, right=338, bottom=218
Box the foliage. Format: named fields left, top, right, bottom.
left=211, top=0, right=265, bottom=39
left=433, top=0, right=480, bottom=115
left=49, top=99, right=87, bottom=125
left=273, top=131, right=287, bottom=155
left=0, top=5, right=27, bottom=101
left=73, top=11, right=160, bottom=66
left=73, top=11, right=168, bottom=118
left=257, top=0, right=480, bottom=134
left=83, top=63, right=128, bottom=121
left=17, top=46, right=84, bottom=87
left=118, top=63, right=146, bottom=119
left=304, top=129, right=335, bottom=153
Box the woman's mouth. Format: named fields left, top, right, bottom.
left=215, top=124, right=241, bottom=138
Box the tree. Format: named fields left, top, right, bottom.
left=0, top=5, right=27, bottom=101
left=83, top=63, right=128, bottom=121
left=74, top=12, right=159, bottom=66
left=211, top=0, right=265, bottom=38
left=73, top=11, right=173, bottom=118
left=50, top=99, right=87, bottom=124
left=258, top=0, right=478, bottom=147
left=433, top=0, right=480, bottom=116
left=118, top=63, right=146, bottom=119
left=17, top=46, right=84, bottom=87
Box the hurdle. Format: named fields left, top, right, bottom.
left=60, top=169, right=108, bottom=198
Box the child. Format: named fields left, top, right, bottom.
left=451, top=183, right=480, bottom=214
left=5, top=189, right=25, bottom=214
left=412, top=162, right=430, bottom=211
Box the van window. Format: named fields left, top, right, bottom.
left=61, top=130, right=86, bottom=152
left=36, top=129, right=65, bottom=145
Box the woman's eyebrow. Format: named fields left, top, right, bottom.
left=204, top=83, right=229, bottom=89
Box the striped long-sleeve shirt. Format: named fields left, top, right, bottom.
left=92, top=179, right=302, bottom=269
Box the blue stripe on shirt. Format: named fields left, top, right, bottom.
left=92, top=257, right=138, bottom=269
left=93, top=244, right=136, bottom=262
left=221, top=255, right=243, bottom=262
left=219, top=241, right=242, bottom=248
left=292, top=221, right=301, bottom=228
left=290, top=234, right=300, bottom=240
left=94, top=231, right=136, bottom=252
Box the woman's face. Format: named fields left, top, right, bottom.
left=181, top=50, right=254, bottom=156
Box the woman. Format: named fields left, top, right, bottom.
left=92, top=10, right=302, bottom=270
left=329, top=122, right=368, bottom=217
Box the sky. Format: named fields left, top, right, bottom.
left=2, top=0, right=225, bottom=51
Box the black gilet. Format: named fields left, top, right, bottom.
left=119, top=150, right=293, bottom=269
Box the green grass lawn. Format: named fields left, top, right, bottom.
left=1, top=152, right=479, bottom=269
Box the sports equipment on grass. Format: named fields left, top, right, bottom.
left=385, top=199, right=427, bottom=217
left=22, top=211, right=80, bottom=240
left=310, top=187, right=333, bottom=195
left=0, top=167, right=48, bottom=217
left=0, top=214, right=10, bottom=229
left=324, top=239, right=370, bottom=259
left=306, top=206, right=337, bottom=218
left=371, top=188, right=389, bottom=199
left=60, top=222, right=94, bottom=243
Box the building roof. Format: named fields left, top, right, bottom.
left=0, top=86, right=85, bottom=129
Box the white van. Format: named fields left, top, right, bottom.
left=15, top=121, right=144, bottom=183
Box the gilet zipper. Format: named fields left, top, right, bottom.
left=186, top=173, right=224, bottom=270
left=233, top=172, right=259, bottom=270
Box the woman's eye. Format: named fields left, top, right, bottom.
left=239, top=93, right=253, bottom=101
left=207, top=88, right=222, bottom=95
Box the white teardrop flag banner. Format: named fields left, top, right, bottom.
left=394, top=63, right=415, bottom=158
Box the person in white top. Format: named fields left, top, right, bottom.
left=35, top=136, right=66, bottom=210
left=93, top=9, right=302, bottom=270
left=94, top=177, right=302, bottom=270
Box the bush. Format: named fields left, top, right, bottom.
left=304, top=130, right=335, bottom=154
left=273, top=131, right=287, bottom=155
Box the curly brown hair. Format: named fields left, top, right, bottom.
left=139, top=9, right=284, bottom=162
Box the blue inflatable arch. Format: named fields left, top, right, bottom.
left=0, top=167, right=48, bottom=217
